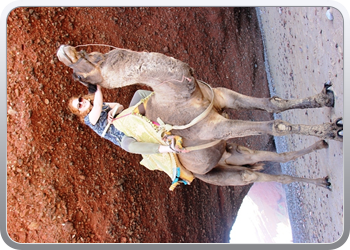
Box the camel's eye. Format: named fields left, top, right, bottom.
left=78, top=75, right=83, bottom=81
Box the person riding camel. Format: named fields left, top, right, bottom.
left=68, top=85, right=194, bottom=190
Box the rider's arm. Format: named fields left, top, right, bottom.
left=121, top=136, right=177, bottom=154
left=89, top=85, right=103, bottom=125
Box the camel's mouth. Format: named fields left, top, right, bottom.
left=57, top=45, right=79, bottom=66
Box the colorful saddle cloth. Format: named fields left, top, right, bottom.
left=112, top=93, right=194, bottom=190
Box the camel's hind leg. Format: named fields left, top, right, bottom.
left=203, top=113, right=343, bottom=142
left=221, top=140, right=329, bottom=166
left=194, top=165, right=331, bottom=189
left=213, top=82, right=334, bottom=113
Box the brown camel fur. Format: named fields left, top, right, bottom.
left=57, top=45, right=343, bottom=189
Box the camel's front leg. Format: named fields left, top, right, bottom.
left=200, top=114, right=343, bottom=141
left=194, top=166, right=331, bottom=189
left=213, top=82, right=334, bottom=113
left=271, top=118, right=343, bottom=141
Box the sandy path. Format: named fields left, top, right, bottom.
left=257, top=7, right=344, bottom=243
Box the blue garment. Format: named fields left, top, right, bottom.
left=84, top=103, right=125, bottom=146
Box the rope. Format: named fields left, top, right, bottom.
left=74, top=44, right=118, bottom=50
left=185, top=139, right=221, bottom=152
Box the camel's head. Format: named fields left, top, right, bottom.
left=57, top=45, right=106, bottom=93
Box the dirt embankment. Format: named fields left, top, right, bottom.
left=7, top=7, right=274, bottom=243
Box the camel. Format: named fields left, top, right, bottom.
left=57, top=45, right=343, bottom=189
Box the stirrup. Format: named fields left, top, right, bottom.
left=169, top=167, right=191, bottom=191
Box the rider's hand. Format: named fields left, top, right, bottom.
left=107, top=110, right=114, bottom=124
left=158, top=138, right=189, bottom=153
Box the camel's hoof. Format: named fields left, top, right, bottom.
left=321, top=140, right=329, bottom=149
left=325, top=176, right=332, bottom=191
left=325, top=83, right=333, bottom=92
left=324, top=80, right=333, bottom=88
left=329, top=118, right=343, bottom=141
left=336, top=118, right=343, bottom=127
left=324, top=80, right=332, bottom=89
left=336, top=118, right=343, bottom=139
left=338, top=130, right=343, bottom=137
left=315, top=140, right=329, bottom=150
left=324, top=81, right=335, bottom=107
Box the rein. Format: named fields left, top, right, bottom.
left=74, top=44, right=118, bottom=50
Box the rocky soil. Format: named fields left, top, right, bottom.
left=6, top=7, right=275, bottom=243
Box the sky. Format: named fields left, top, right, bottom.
left=229, top=182, right=293, bottom=243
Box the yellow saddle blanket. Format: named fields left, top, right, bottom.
left=112, top=94, right=194, bottom=190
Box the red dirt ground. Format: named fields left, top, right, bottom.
left=6, top=7, right=274, bottom=243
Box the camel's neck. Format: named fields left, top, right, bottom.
left=100, top=49, right=199, bottom=102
